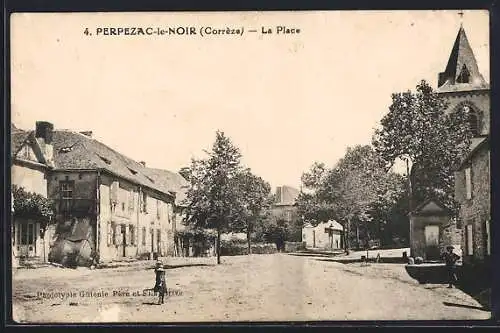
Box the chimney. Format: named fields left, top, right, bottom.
left=139, top=161, right=146, bottom=167
left=276, top=186, right=282, bottom=204
left=79, top=131, right=93, bottom=138
left=35, top=121, right=54, bottom=167
left=35, top=121, right=54, bottom=144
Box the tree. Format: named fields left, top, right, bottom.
left=182, top=131, right=242, bottom=264
left=372, top=80, right=472, bottom=214
left=233, top=168, right=272, bottom=254
left=297, top=145, right=407, bottom=253
left=12, top=184, right=56, bottom=238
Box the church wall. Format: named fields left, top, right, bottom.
left=440, top=90, right=490, bottom=135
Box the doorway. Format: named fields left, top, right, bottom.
left=424, top=225, right=440, bottom=260
left=18, top=222, right=36, bottom=257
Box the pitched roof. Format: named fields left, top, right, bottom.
left=274, top=185, right=300, bottom=206
left=410, top=198, right=452, bottom=216
left=11, top=126, right=30, bottom=158
left=51, top=130, right=174, bottom=197
left=437, top=26, right=489, bottom=93
left=142, top=168, right=189, bottom=205
left=457, top=136, right=489, bottom=170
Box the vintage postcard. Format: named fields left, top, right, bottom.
left=10, top=10, right=491, bottom=323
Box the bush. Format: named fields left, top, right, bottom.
left=220, top=241, right=277, bottom=256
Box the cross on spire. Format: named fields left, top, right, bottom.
left=458, top=10, right=464, bottom=25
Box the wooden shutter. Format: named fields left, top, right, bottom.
left=465, top=168, right=472, bottom=200
left=485, top=220, right=491, bottom=256
left=466, top=224, right=473, bottom=255
left=107, top=222, right=112, bottom=245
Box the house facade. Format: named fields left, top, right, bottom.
left=435, top=25, right=490, bottom=268
left=454, top=138, right=490, bottom=266
left=12, top=121, right=184, bottom=266
left=302, top=220, right=344, bottom=250
left=11, top=122, right=55, bottom=264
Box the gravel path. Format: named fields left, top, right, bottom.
left=12, top=254, right=490, bottom=322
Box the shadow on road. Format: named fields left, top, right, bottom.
left=443, top=301, right=489, bottom=312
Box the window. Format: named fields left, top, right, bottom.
left=157, top=200, right=161, bottom=219
left=142, top=192, right=148, bottom=213
left=157, top=228, right=161, bottom=251
left=60, top=181, right=74, bottom=211
left=465, top=167, right=472, bottom=200
left=466, top=224, right=473, bottom=255
left=128, top=191, right=135, bottom=211
left=121, top=202, right=125, bottom=211
left=457, top=64, right=470, bottom=83
left=485, top=220, right=491, bottom=256
left=97, top=154, right=111, bottom=164
left=130, top=225, right=135, bottom=246
left=112, top=223, right=118, bottom=245
left=142, top=227, right=146, bottom=246
left=107, top=222, right=112, bottom=245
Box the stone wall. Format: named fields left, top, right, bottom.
left=410, top=214, right=450, bottom=260
left=454, top=145, right=490, bottom=265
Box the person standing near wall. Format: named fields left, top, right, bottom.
left=442, top=245, right=460, bottom=288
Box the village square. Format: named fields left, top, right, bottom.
left=10, top=11, right=491, bottom=322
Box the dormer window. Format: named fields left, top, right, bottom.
left=128, top=167, right=138, bottom=175
left=97, top=154, right=111, bottom=164
left=456, top=64, right=470, bottom=83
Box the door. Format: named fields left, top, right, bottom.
left=424, top=225, right=440, bottom=260
left=18, top=222, right=36, bottom=257
left=121, top=225, right=126, bottom=257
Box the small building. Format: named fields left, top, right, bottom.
left=409, top=199, right=453, bottom=261
left=302, top=220, right=344, bottom=250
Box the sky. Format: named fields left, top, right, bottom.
left=11, top=10, right=489, bottom=191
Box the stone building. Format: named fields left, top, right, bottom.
left=409, top=199, right=453, bottom=260
left=12, top=121, right=187, bottom=266
left=435, top=25, right=490, bottom=268
left=271, top=185, right=301, bottom=241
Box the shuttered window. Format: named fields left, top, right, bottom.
left=465, top=167, right=472, bottom=200
left=107, top=222, right=112, bottom=245
left=466, top=224, right=473, bottom=255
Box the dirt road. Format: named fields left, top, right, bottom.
left=12, top=254, right=490, bottom=322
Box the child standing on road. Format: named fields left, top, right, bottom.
left=442, top=246, right=460, bottom=288
left=153, top=260, right=167, bottom=304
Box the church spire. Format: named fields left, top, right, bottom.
left=437, top=24, right=488, bottom=93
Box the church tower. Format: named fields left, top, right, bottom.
left=437, top=25, right=490, bottom=138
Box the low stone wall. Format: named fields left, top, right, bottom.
left=220, top=241, right=277, bottom=256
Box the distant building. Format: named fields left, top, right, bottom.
left=302, top=220, right=344, bottom=250
left=271, top=185, right=301, bottom=241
